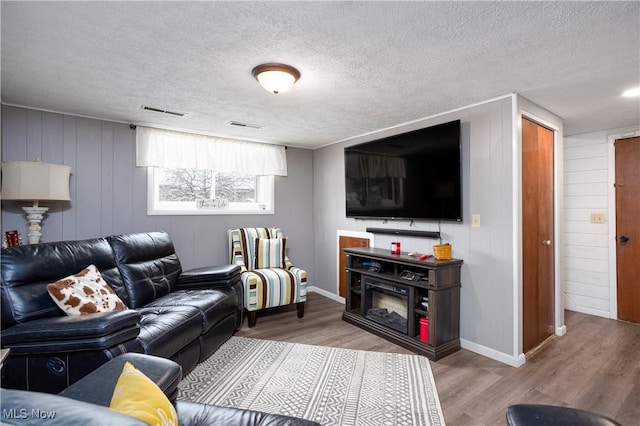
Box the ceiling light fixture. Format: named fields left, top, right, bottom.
left=252, top=63, right=300, bottom=94
left=622, top=87, right=640, bottom=97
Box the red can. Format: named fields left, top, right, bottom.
left=419, top=317, right=429, bottom=343
left=391, top=241, right=401, bottom=254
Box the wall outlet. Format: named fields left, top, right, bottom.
left=590, top=212, right=605, bottom=224
left=472, top=214, right=481, bottom=228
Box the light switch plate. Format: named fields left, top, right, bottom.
left=472, top=214, right=481, bottom=228
left=590, top=212, right=605, bottom=224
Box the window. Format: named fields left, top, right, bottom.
left=147, top=167, right=274, bottom=215
left=136, top=126, right=285, bottom=215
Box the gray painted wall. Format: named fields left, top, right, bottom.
left=1, top=97, right=567, bottom=364
left=1, top=105, right=315, bottom=277
left=313, top=97, right=518, bottom=358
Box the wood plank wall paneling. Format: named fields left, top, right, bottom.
left=62, top=114, right=78, bottom=240
left=1, top=106, right=315, bottom=273
left=111, top=122, right=135, bottom=235
left=563, top=133, right=611, bottom=318
left=313, top=97, right=521, bottom=359
left=100, top=121, right=115, bottom=237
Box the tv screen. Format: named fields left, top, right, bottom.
left=344, top=119, right=462, bottom=221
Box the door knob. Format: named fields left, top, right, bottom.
left=543, top=240, right=552, bottom=246
left=620, top=235, right=629, bottom=243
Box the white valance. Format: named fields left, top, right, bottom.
left=136, top=126, right=287, bottom=176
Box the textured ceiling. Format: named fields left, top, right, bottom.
left=2, top=1, right=639, bottom=149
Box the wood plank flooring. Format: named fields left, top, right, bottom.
left=235, top=292, right=639, bottom=425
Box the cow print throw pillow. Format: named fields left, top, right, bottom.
left=47, top=264, right=127, bottom=315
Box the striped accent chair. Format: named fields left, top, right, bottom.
left=227, top=227, right=307, bottom=327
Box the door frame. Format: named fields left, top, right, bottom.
left=516, top=109, right=566, bottom=360
left=607, top=130, right=640, bottom=319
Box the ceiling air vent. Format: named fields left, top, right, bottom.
left=227, top=121, right=264, bottom=130
left=141, top=105, right=187, bottom=117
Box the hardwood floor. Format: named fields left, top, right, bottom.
left=235, top=292, right=639, bottom=425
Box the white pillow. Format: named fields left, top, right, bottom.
left=47, top=264, right=127, bottom=315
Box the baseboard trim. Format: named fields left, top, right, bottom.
left=460, top=339, right=526, bottom=368
left=308, top=286, right=345, bottom=304
left=309, top=288, right=527, bottom=367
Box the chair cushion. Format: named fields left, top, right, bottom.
left=242, top=268, right=307, bottom=311
left=146, top=287, right=240, bottom=334
left=46, top=265, right=127, bottom=316
left=137, top=305, right=203, bottom=358
left=254, top=237, right=287, bottom=269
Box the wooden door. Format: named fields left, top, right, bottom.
left=522, top=117, right=555, bottom=353
left=339, top=236, right=370, bottom=298
left=615, top=136, right=640, bottom=323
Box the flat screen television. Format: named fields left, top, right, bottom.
left=344, top=119, right=462, bottom=221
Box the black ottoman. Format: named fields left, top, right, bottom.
left=58, top=352, right=182, bottom=404
left=506, top=404, right=621, bottom=426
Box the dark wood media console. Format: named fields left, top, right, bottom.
left=342, top=247, right=462, bottom=360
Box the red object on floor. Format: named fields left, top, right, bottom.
left=419, top=317, right=429, bottom=342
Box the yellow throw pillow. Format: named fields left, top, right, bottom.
left=110, top=362, right=178, bottom=426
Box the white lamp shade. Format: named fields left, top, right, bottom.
left=1, top=160, right=71, bottom=201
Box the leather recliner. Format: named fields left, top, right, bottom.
left=1, top=231, right=243, bottom=394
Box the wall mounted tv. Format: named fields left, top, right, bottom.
left=344, top=119, right=462, bottom=221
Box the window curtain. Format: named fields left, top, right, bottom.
left=136, top=126, right=287, bottom=176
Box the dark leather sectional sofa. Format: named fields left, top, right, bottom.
left=0, top=231, right=243, bottom=394
left=1, top=352, right=320, bottom=426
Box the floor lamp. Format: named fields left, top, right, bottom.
left=1, top=158, right=71, bottom=244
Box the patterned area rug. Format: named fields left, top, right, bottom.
left=178, top=336, right=445, bottom=425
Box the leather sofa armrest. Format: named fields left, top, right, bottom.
left=176, top=264, right=242, bottom=289
left=1, top=388, right=149, bottom=426
left=59, top=353, right=182, bottom=406
left=1, top=310, right=141, bottom=354
left=176, top=401, right=322, bottom=426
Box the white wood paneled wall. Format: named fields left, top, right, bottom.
left=562, top=129, right=639, bottom=318
left=563, top=132, right=611, bottom=317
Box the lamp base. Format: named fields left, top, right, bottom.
left=22, top=206, right=49, bottom=244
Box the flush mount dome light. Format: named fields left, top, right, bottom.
left=252, top=63, right=300, bottom=94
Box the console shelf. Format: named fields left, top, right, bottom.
left=342, top=247, right=462, bottom=360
